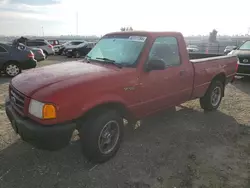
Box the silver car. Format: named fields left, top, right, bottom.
left=26, top=40, right=54, bottom=58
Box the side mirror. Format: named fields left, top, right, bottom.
left=233, top=47, right=237, bottom=50
left=146, top=59, right=165, bottom=72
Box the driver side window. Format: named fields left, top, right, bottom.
left=148, top=36, right=181, bottom=67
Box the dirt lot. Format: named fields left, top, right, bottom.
left=0, top=57, right=250, bottom=188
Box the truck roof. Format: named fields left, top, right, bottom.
left=105, top=31, right=183, bottom=38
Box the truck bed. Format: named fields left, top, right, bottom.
left=190, top=55, right=238, bottom=99
left=189, top=52, right=223, bottom=60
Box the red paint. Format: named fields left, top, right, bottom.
left=11, top=31, right=238, bottom=125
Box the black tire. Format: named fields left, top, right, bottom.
left=79, top=110, right=124, bottom=163
left=58, top=49, right=63, bottom=55
left=200, top=80, right=224, bottom=111
left=4, top=62, right=21, bottom=77
left=43, top=50, right=48, bottom=59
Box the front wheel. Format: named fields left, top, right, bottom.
left=200, top=80, right=224, bottom=111
left=4, top=62, right=21, bottom=77
left=79, top=110, right=123, bottom=163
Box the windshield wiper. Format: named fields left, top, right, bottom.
left=95, top=57, right=122, bottom=68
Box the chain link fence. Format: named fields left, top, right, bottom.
left=186, top=40, right=246, bottom=55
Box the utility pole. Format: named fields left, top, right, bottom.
left=76, top=12, right=78, bottom=36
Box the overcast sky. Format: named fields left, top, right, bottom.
left=0, top=0, right=249, bottom=36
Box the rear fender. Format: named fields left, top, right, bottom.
left=208, top=72, right=226, bottom=97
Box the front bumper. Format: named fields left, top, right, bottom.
left=237, top=64, right=250, bottom=76
left=5, top=97, right=76, bottom=150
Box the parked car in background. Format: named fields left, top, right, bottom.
left=48, top=39, right=59, bottom=46
left=0, top=42, right=36, bottom=77
left=228, top=41, right=250, bottom=76
left=5, top=31, right=237, bottom=163
left=224, top=46, right=237, bottom=55
left=24, top=40, right=54, bottom=58
left=66, top=42, right=95, bottom=58
left=55, top=40, right=86, bottom=55
left=187, top=45, right=199, bottom=52
left=17, top=43, right=45, bottom=62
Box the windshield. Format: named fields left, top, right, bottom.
left=76, top=42, right=87, bottom=48
left=63, top=41, right=72, bottom=46
left=86, top=35, right=147, bottom=67
left=239, top=41, right=250, bottom=50
left=71, top=41, right=83, bottom=45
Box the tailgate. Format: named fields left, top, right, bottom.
left=191, top=56, right=237, bottom=98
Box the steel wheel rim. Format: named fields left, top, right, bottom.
left=6, top=64, right=20, bottom=76
left=211, top=86, right=221, bottom=106
left=98, top=120, right=120, bottom=155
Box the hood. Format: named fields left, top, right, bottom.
left=11, top=61, right=116, bottom=96
left=229, top=50, right=250, bottom=57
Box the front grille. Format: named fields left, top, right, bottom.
left=239, top=57, right=250, bottom=64
left=9, top=85, right=25, bottom=114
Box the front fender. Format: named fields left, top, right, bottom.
left=78, top=94, right=128, bottom=115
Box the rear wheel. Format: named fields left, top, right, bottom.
left=4, top=62, right=21, bottom=77
left=43, top=50, right=48, bottom=59
left=200, top=80, right=224, bottom=111
left=79, top=110, right=124, bottom=163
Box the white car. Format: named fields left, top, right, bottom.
left=26, top=39, right=54, bottom=58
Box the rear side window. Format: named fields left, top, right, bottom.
left=27, top=41, right=46, bottom=46
left=148, top=36, right=181, bottom=66
left=0, top=46, right=7, bottom=52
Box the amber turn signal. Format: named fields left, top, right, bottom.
left=43, top=104, right=56, bottom=119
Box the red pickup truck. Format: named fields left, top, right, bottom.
left=5, top=31, right=237, bottom=163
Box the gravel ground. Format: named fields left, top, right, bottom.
left=0, top=57, right=250, bottom=188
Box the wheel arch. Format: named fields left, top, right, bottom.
left=76, top=101, right=134, bottom=130
left=43, top=50, right=48, bottom=55
left=3, top=60, right=20, bottom=70
left=211, top=73, right=226, bottom=96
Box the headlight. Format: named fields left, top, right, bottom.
left=68, top=49, right=72, bottom=52
left=28, top=99, right=56, bottom=119
left=228, top=50, right=234, bottom=55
